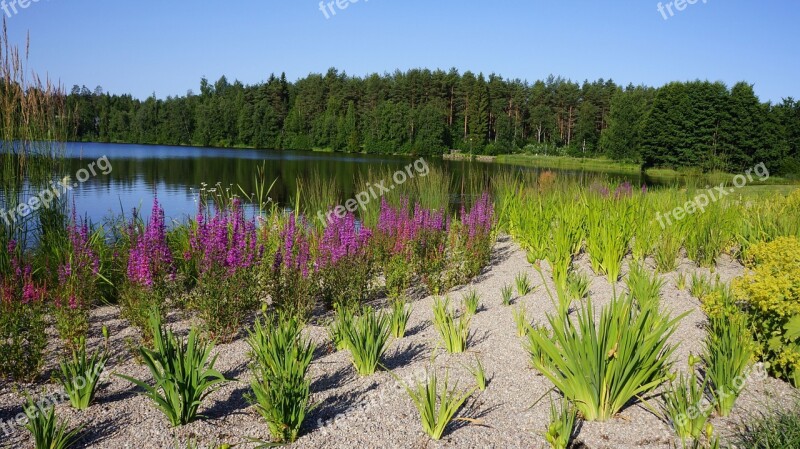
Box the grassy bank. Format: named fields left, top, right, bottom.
left=494, top=154, right=642, bottom=174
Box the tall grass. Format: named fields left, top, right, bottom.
left=0, top=22, right=70, bottom=253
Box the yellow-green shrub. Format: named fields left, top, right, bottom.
left=732, top=236, right=800, bottom=386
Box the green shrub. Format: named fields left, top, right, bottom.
left=23, top=396, right=82, bottom=449
left=525, top=293, right=683, bottom=421
left=56, top=336, right=109, bottom=410
left=432, top=296, right=471, bottom=353
left=247, top=314, right=314, bottom=443
left=190, top=267, right=261, bottom=343
left=702, top=313, right=754, bottom=417
left=117, top=311, right=229, bottom=426
left=0, top=246, right=47, bottom=382
left=732, top=236, right=800, bottom=386
left=343, top=307, right=392, bottom=375
left=544, top=396, right=578, bottom=449
left=402, top=370, right=475, bottom=440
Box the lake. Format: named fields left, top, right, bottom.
left=56, top=142, right=648, bottom=224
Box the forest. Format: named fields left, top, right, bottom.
left=66, top=68, right=800, bottom=175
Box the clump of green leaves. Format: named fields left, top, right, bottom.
left=662, top=364, right=711, bottom=443
left=56, top=336, right=109, bottom=410
left=389, top=297, right=411, bottom=339
left=343, top=307, right=392, bottom=375
left=327, top=304, right=356, bottom=351
left=626, top=263, right=665, bottom=310
left=544, top=396, right=578, bottom=449
left=513, top=304, right=529, bottom=337
left=23, top=396, right=82, bottom=449
left=566, top=270, right=590, bottom=301
left=690, top=273, right=715, bottom=299
left=466, top=356, right=488, bottom=391
left=515, top=272, right=533, bottom=296
left=676, top=271, right=687, bottom=291
left=501, top=284, right=514, bottom=306
left=432, top=296, right=471, bottom=353
left=247, top=313, right=315, bottom=443
left=117, top=311, right=229, bottom=426
left=734, top=399, right=800, bottom=449
left=462, top=289, right=480, bottom=316
left=703, top=313, right=754, bottom=417
left=526, top=293, right=683, bottom=421
left=403, top=370, right=475, bottom=440
left=654, top=228, right=683, bottom=273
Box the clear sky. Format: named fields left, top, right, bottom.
left=4, top=0, right=798, bottom=102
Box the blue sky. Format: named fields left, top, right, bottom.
left=4, top=0, right=799, bottom=102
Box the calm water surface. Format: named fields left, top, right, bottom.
left=59, top=142, right=647, bottom=223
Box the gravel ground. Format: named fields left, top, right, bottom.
left=1, top=236, right=797, bottom=449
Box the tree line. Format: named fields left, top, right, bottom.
left=66, top=68, right=800, bottom=175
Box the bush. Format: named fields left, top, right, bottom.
left=54, top=214, right=101, bottom=348
left=120, top=199, right=176, bottom=342
left=187, top=200, right=261, bottom=341
left=317, top=213, right=374, bottom=310
left=265, top=213, right=318, bottom=319
left=118, top=311, right=229, bottom=426
left=526, top=293, right=683, bottom=421
left=0, top=241, right=48, bottom=382
left=732, top=236, right=800, bottom=387
left=247, top=314, right=314, bottom=443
